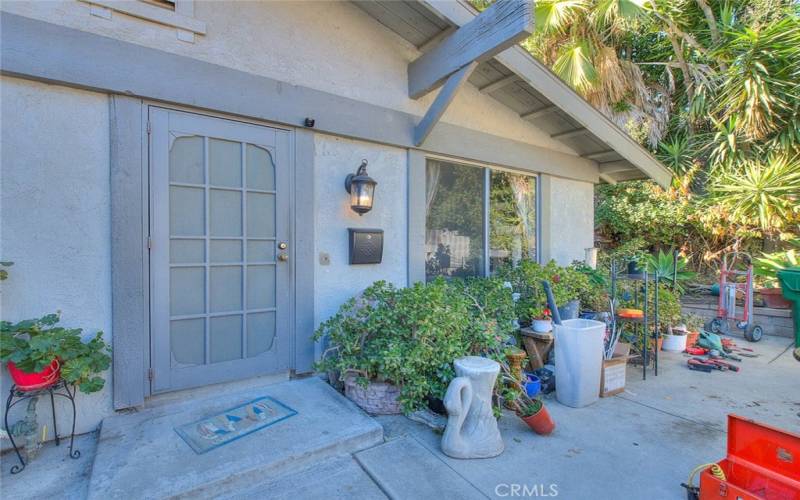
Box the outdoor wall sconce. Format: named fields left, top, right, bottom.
left=344, top=159, right=377, bottom=215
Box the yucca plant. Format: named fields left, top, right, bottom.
left=754, top=239, right=800, bottom=287
left=644, top=249, right=696, bottom=293
left=709, top=155, right=800, bottom=232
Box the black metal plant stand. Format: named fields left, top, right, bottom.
left=611, top=259, right=660, bottom=380
left=4, top=379, right=80, bottom=474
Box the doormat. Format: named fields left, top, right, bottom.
left=175, top=396, right=297, bottom=454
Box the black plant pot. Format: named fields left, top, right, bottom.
left=627, top=260, right=642, bottom=275
left=427, top=396, right=447, bottom=415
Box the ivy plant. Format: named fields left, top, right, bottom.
left=1, top=313, right=111, bottom=394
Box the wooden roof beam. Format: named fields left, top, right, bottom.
left=551, top=128, right=588, bottom=140
left=408, top=0, right=533, bottom=99
left=583, top=149, right=615, bottom=160
left=479, top=74, right=518, bottom=94
left=520, top=105, right=557, bottom=120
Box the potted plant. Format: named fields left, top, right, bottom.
left=516, top=396, right=555, bottom=435
left=754, top=243, right=797, bottom=309
left=530, top=307, right=552, bottom=333
left=661, top=324, right=688, bottom=352
left=1, top=313, right=111, bottom=393
left=682, top=313, right=704, bottom=348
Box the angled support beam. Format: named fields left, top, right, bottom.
left=408, top=0, right=533, bottom=99
left=551, top=127, right=588, bottom=140
left=583, top=149, right=615, bottom=160
left=479, top=74, right=518, bottom=94
left=415, top=62, right=478, bottom=146
left=520, top=105, right=557, bottom=120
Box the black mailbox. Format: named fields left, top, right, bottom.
left=348, top=228, right=383, bottom=265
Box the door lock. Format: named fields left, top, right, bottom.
left=278, top=242, right=288, bottom=250
left=278, top=253, right=289, bottom=262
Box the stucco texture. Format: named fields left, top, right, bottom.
left=313, top=134, right=407, bottom=327
left=0, top=76, right=112, bottom=440
left=0, top=0, right=575, bottom=156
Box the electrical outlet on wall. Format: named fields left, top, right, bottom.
left=319, top=252, right=331, bottom=265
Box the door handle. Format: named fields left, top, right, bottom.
left=278, top=253, right=289, bottom=262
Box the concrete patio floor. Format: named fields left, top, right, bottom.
left=2, top=333, right=797, bottom=499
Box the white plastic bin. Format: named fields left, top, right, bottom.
left=554, top=319, right=606, bottom=408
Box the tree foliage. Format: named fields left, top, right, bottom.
left=471, top=0, right=800, bottom=268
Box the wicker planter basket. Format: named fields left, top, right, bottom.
left=344, top=376, right=402, bottom=415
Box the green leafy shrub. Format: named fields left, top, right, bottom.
left=313, top=278, right=512, bottom=412
left=497, top=260, right=596, bottom=323
left=1, top=313, right=111, bottom=394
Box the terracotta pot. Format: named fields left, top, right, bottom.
left=685, top=331, right=700, bottom=348
left=759, top=287, right=791, bottom=309
left=7, top=359, right=61, bottom=391
left=519, top=404, right=555, bottom=435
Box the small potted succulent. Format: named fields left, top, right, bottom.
left=516, top=396, right=555, bottom=435
left=530, top=306, right=552, bottom=333
left=1, top=313, right=111, bottom=393
left=683, top=314, right=704, bottom=348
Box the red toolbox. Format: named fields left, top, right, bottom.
left=700, top=415, right=800, bottom=499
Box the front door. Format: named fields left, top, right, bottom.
left=149, top=108, right=292, bottom=393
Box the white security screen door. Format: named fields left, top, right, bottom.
left=149, top=108, right=291, bottom=393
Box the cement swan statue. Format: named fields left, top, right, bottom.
left=441, top=356, right=504, bottom=459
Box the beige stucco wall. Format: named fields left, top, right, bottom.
left=540, top=175, right=595, bottom=266
left=312, top=134, right=408, bottom=327
left=0, top=0, right=575, bottom=156
left=0, top=76, right=113, bottom=442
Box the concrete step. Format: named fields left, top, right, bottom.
left=355, top=437, right=487, bottom=500
left=87, top=377, right=384, bottom=499
left=220, top=455, right=388, bottom=500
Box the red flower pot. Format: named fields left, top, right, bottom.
left=759, top=287, right=791, bottom=309
left=519, top=404, right=556, bottom=435
left=6, top=359, right=61, bottom=391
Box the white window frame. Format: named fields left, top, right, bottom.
left=82, top=1, right=206, bottom=40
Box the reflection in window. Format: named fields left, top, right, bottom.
left=490, top=171, right=536, bottom=273
left=425, top=159, right=537, bottom=281
left=425, top=160, right=485, bottom=280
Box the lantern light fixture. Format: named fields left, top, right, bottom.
left=344, top=159, right=377, bottom=216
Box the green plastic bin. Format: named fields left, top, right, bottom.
left=777, top=266, right=800, bottom=349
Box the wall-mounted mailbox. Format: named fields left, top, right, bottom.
left=348, top=228, right=383, bottom=265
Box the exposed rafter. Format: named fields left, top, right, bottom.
left=408, top=0, right=533, bottom=99
left=479, top=74, right=518, bottom=94
left=600, top=161, right=638, bottom=175
left=551, top=128, right=587, bottom=140
left=520, top=105, right=557, bottom=120
left=583, top=149, right=615, bottom=160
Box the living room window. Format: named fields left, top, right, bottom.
left=425, top=159, right=537, bottom=281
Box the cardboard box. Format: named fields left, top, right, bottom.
left=600, top=342, right=631, bottom=398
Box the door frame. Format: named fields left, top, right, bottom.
left=147, top=106, right=294, bottom=394
left=110, top=98, right=315, bottom=409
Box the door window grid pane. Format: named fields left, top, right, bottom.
left=425, top=159, right=537, bottom=282
left=170, top=137, right=278, bottom=366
